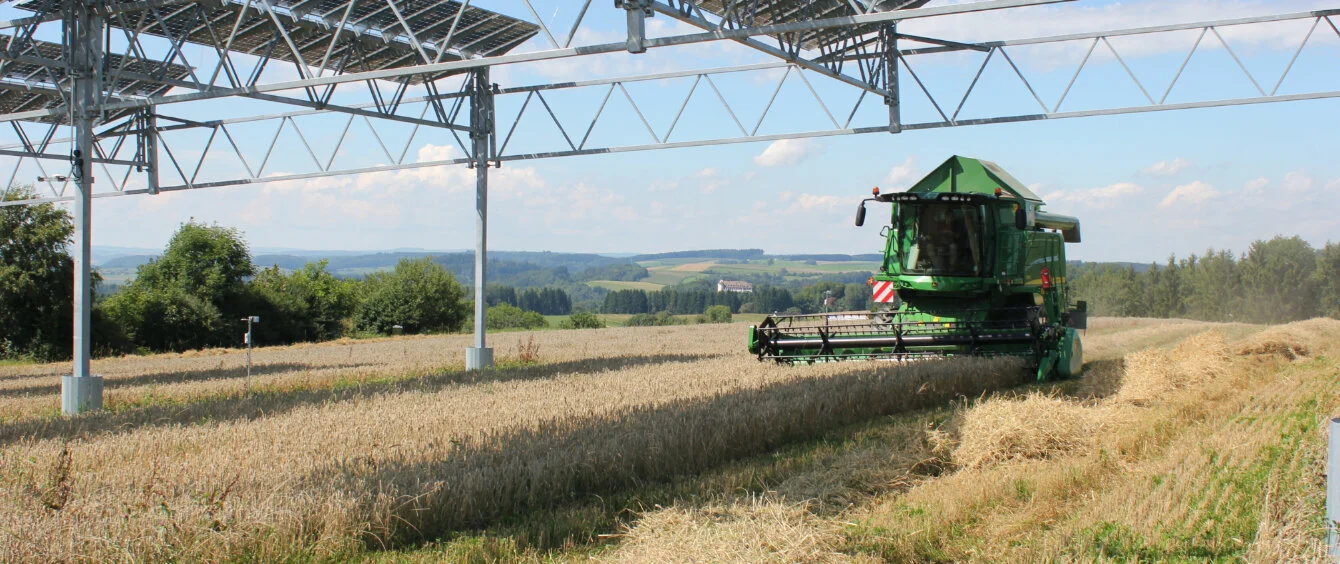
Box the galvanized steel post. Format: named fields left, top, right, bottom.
left=1329, top=417, right=1340, bottom=556
left=63, top=0, right=104, bottom=415
left=883, top=23, right=900, bottom=134
left=466, top=68, right=493, bottom=370
left=623, top=0, right=652, bottom=54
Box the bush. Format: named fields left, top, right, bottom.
left=704, top=305, right=732, bottom=324
left=103, top=286, right=224, bottom=352
left=484, top=304, right=548, bottom=331
left=562, top=311, right=605, bottom=329
left=626, top=312, right=684, bottom=327
left=354, top=258, right=468, bottom=335
left=250, top=261, right=358, bottom=344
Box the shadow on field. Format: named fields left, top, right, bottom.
left=0, top=362, right=333, bottom=399
left=295, top=356, right=1029, bottom=551
left=0, top=353, right=716, bottom=447
left=1072, top=359, right=1124, bottom=400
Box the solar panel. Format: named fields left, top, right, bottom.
left=690, top=0, right=930, bottom=50
left=0, top=37, right=193, bottom=123
left=14, top=0, right=539, bottom=84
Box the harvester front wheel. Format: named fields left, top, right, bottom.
left=1056, top=328, right=1084, bottom=378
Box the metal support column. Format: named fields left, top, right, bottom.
left=62, top=0, right=103, bottom=414
left=883, top=24, right=901, bottom=134
left=144, top=110, right=160, bottom=195
left=465, top=68, right=493, bottom=371
left=621, top=0, right=652, bottom=54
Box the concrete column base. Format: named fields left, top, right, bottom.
left=466, top=347, right=493, bottom=370
left=62, top=375, right=103, bottom=415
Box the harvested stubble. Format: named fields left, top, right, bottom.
left=608, top=495, right=859, bottom=564
left=845, top=320, right=1340, bottom=562
left=0, top=322, right=1026, bottom=561
left=1114, top=330, right=1233, bottom=406
left=947, top=392, right=1109, bottom=469
left=0, top=328, right=713, bottom=425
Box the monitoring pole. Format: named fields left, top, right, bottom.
left=466, top=68, right=494, bottom=370
left=62, top=0, right=104, bottom=415
left=242, top=316, right=258, bottom=392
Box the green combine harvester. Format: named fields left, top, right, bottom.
left=747, top=156, right=1087, bottom=381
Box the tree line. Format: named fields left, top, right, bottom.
left=1071, top=236, right=1340, bottom=323
left=0, top=190, right=580, bottom=359
left=600, top=281, right=873, bottom=316
left=484, top=285, right=572, bottom=315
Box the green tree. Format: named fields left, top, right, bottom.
left=704, top=305, right=732, bottom=323
left=250, top=261, right=357, bottom=343
left=353, top=258, right=467, bottom=335
left=562, top=310, right=605, bottom=329
left=1240, top=236, right=1318, bottom=324
left=135, top=221, right=254, bottom=307
left=1146, top=256, right=1184, bottom=318
left=480, top=303, right=548, bottom=330
left=1316, top=242, right=1340, bottom=319
left=0, top=187, right=75, bottom=359
left=101, top=286, right=222, bottom=352
left=104, top=220, right=254, bottom=350
left=1182, top=250, right=1242, bottom=321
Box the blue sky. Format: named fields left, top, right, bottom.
left=5, top=0, right=1338, bottom=262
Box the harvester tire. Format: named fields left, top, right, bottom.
left=1058, top=328, right=1084, bottom=378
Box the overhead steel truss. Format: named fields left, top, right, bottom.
left=0, top=0, right=1335, bottom=413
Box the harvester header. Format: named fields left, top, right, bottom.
left=749, top=156, right=1087, bottom=381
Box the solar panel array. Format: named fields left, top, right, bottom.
left=15, top=0, right=539, bottom=83
left=0, top=38, right=193, bottom=123
left=691, top=0, right=930, bottom=49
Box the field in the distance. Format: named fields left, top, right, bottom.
left=585, top=257, right=881, bottom=291
left=0, top=318, right=1334, bottom=561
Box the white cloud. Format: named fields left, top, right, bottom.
left=1245, top=177, right=1270, bottom=193
left=786, top=193, right=845, bottom=214
left=1142, top=158, right=1192, bottom=176
left=882, top=156, right=918, bottom=187
left=695, top=167, right=727, bottom=194
left=753, top=139, right=823, bottom=167
left=1159, top=181, right=1220, bottom=209
left=1044, top=182, right=1142, bottom=209
left=1328, top=178, right=1340, bottom=191
left=1280, top=172, right=1314, bottom=194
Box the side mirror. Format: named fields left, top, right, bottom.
left=855, top=201, right=867, bottom=227
left=1014, top=206, right=1028, bottom=230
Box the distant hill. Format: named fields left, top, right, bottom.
left=771, top=254, right=884, bottom=262
left=99, top=254, right=157, bottom=269
left=631, top=249, right=883, bottom=262
left=632, top=249, right=766, bottom=261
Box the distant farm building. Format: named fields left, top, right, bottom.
left=717, top=280, right=754, bottom=293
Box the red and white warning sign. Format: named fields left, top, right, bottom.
left=872, top=280, right=898, bottom=303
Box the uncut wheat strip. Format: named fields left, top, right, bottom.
left=0, top=323, right=744, bottom=386
left=0, top=353, right=811, bottom=559
left=332, top=357, right=1026, bottom=544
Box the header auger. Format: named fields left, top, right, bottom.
left=748, top=156, right=1087, bottom=381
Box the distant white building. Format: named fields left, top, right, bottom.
left=717, top=280, right=754, bottom=293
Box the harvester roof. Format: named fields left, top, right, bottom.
left=905, top=156, right=1043, bottom=202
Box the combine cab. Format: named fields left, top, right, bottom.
left=747, top=156, right=1087, bottom=381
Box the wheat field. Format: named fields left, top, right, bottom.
left=0, top=317, right=1331, bottom=561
